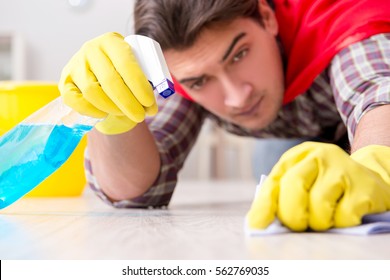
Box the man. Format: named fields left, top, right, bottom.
left=59, top=0, right=390, bottom=231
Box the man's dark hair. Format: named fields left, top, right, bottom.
left=134, top=0, right=266, bottom=51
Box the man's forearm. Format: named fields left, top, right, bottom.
left=87, top=122, right=161, bottom=201
left=352, top=104, right=390, bottom=152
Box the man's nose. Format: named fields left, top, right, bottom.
left=222, top=76, right=252, bottom=108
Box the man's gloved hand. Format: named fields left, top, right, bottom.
left=246, top=142, right=390, bottom=232
left=58, top=32, right=157, bottom=135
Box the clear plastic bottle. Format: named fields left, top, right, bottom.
left=0, top=35, right=174, bottom=209
left=0, top=97, right=98, bottom=209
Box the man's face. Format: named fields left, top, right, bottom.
left=164, top=10, right=285, bottom=130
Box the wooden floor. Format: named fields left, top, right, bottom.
left=1, top=180, right=389, bottom=260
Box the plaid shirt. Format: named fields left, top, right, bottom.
left=85, top=33, right=390, bottom=208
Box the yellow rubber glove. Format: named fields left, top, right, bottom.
left=58, top=32, right=158, bottom=134
left=246, top=142, right=390, bottom=232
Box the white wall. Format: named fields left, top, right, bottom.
left=0, top=0, right=135, bottom=81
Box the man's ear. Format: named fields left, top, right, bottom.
left=258, top=0, right=278, bottom=35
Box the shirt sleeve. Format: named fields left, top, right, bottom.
left=84, top=93, right=206, bottom=208
left=329, top=33, right=390, bottom=143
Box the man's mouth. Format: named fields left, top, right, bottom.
left=234, top=97, right=263, bottom=117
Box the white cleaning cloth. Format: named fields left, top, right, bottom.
left=245, top=175, right=390, bottom=236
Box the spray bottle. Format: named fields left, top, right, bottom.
left=0, top=35, right=174, bottom=209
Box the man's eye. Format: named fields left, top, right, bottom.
left=190, top=77, right=208, bottom=90
left=232, top=49, right=248, bottom=63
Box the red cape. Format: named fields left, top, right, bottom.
left=174, top=0, right=390, bottom=103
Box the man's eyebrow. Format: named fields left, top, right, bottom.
left=178, top=33, right=247, bottom=84
left=221, top=32, right=247, bottom=62
left=178, top=75, right=205, bottom=85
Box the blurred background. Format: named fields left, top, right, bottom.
left=0, top=0, right=268, bottom=183
left=0, top=0, right=135, bottom=81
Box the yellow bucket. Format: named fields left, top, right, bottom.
left=0, top=81, right=87, bottom=197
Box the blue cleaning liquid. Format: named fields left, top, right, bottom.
left=0, top=123, right=92, bottom=209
